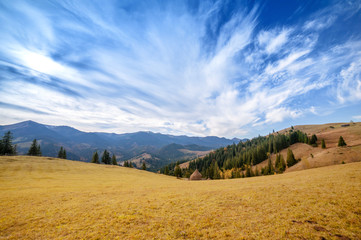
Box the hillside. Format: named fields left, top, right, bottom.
left=0, top=156, right=360, bottom=239
left=0, top=121, right=237, bottom=165
left=252, top=122, right=361, bottom=173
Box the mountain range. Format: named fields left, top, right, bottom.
left=0, top=121, right=243, bottom=170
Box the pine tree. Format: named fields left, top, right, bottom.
left=142, top=161, right=146, bottom=170
left=286, top=148, right=297, bottom=167
left=101, top=150, right=111, bottom=164
left=213, top=161, right=221, bottom=179
left=129, top=162, right=133, bottom=168
left=111, top=154, right=117, bottom=165
left=1, top=131, right=16, bottom=155
left=28, top=139, right=41, bottom=156
left=310, top=134, right=318, bottom=146
left=57, top=147, right=67, bottom=159
left=321, top=139, right=326, bottom=149
left=338, top=136, right=347, bottom=147
left=91, top=151, right=99, bottom=163
left=164, top=165, right=169, bottom=175
left=279, top=154, right=286, bottom=173
left=174, top=164, right=182, bottom=177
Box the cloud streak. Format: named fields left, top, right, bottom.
left=0, top=0, right=361, bottom=138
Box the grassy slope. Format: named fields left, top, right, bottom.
left=1, top=156, right=360, bottom=239
left=252, top=122, right=361, bottom=173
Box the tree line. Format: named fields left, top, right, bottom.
left=160, top=127, right=348, bottom=179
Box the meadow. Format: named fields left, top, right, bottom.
left=0, top=156, right=360, bottom=239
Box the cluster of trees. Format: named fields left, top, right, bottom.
left=91, top=150, right=117, bottom=165
left=57, top=146, right=67, bottom=159
left=0, top=131, right=17, bottom=155
left=161, top=128, right=308, bottom=179
left=123, top=160, right=133, bottom=168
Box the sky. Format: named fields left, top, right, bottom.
left=0, top=0, right=361, bottom=139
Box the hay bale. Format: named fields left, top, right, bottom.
left=190, top=169, right=202, bottom=180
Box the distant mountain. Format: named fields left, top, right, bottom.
left=0, top=121, right=240, bottom=169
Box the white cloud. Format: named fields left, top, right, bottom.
left=0, top=1, right=361, bottom=138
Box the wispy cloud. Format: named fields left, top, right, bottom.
left=0, top=1, right=360, bottom=138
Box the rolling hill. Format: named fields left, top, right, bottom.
left=250, top=122, right=361, bottom=173
left=0, top=156, right=360, bottom=239
left=0, top=121, right=239, bottom=168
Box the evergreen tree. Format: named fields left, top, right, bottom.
left=267, top=155, right=274, bottom=175
left=1, top=131, right=16, bottom=155
left=142, top=161, right=146, bottom=170
left=338, top=136, right=347, bottom=147
left=310, top=134, right=318, bottom=146
left=321, top=139, right=326, bottom=149
left=28, top=139, right=42, bottom=156
left=279, top=154, right=286, bottom=173
left=164, top=165, right=169, bottom=175
left=286, top=148, right=297, bottom=167
left=111, top=154, right=117, bottom=165
left=101, top=150, right=111, bottom=164
left=91, top=151, right=99, bottom=163
left=174, top=164, right=182, bottom=177
left=213, top=161, right=221, bottom=179
left=57, top=147, right=67, bottom=159
left=129, top=161, right=133, bottom=168
left=124, top=161, right=129, bottom=167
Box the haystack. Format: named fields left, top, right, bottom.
left=190, top=169, right=202, bottom=180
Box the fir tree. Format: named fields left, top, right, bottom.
left=310, top=134, right=318, bottom=146
left=164, top=165, right=169, bottom=175
left=174, top=164, right=182, bottom=177
left=286, top=148, right=297, bottom=167
left=57, top=147, right=67, bottom=159
left=1, top=131, right=16, bottom=155
left=321, top=139, right=326, bottom=149
left=279, top=154, right=286, bottom=173
left=101, top=150, right=111, bottom=164
left=129, top=162, right=133, bottom=168
left=28, top=139, right=41, bottom=156
left=142, top=161, right=146, bottom=170
left=338, top=136, right=346, bottom=147
left=124, top=161, right=129, bottom=167
left=111, top=154, right=117, bottom=165
left=91, top=151, right=99, bottom=163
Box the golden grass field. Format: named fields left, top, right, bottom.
left=1, top=156, right=360, bottom=239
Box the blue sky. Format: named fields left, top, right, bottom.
left=0, top=0, right=361, bottom=138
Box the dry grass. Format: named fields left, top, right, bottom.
left=253, top=122, right=361, bottom=173
left=1, top=156, right=360, bottom=239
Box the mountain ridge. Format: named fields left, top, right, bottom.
left=0, top=120, right=243, bottom=168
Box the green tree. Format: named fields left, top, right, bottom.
left=111, top=154, right=117, bottom=165
left=57, top=146, right=66, bottom=159
left=91, top=151, right=99, bottom=163
left=164, top=165, right=169, bottom=175
left=101, top=150, right=111, bottom=164
left=321, top=139, right=326, bottom=149
left=1, top=131, right=16, bottom=155
left=338, top=136, right=347, bottom=147
left=286, top=148, right=297, bottom=167
left=174, top=164, right=182, bottom=178
left=310, top=134, right=318, bottom=146
left=279, top=154, right=286, bottom=173
left=213, top=161, right=221, bottom=179
left=28, top=139, right=41, bottom=156
left=142, top=161, right=146, bottom=170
